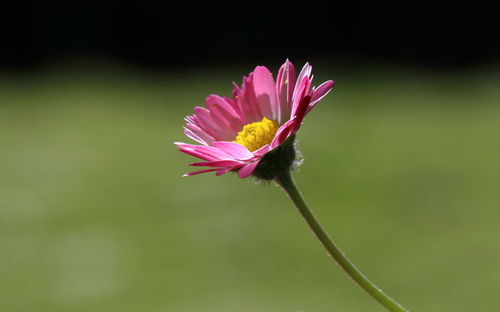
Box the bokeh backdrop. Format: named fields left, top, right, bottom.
left=1, top=3, right=499, bottom=312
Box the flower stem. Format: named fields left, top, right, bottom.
left=275, top=171, right=409, bottom=312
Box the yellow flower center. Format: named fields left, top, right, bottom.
left=233, top=117, right=279, bottom=151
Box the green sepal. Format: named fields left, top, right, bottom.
left=252, top=134, right=296, bottom=180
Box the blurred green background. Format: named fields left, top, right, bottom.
left=1, top=62, right=499, bottom=312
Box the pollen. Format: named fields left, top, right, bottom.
left=233, top=117, right=279, bottom=151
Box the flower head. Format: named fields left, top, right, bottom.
left=175, top=60, right=334, bottom=179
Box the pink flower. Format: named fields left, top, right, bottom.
left=175, top=60, right=334, bottom=179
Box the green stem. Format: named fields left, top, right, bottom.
left=275, top=171, right=409, bottom=312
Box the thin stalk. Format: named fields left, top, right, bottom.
left=275, top=171, right=409, bottom=312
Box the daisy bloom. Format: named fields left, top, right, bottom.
left=174, top=61, right=411, bottom=312
left=175, top=60, right=334, bottom=179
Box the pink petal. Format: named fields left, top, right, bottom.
left=238, top=160, right=260, bottom=178
left=276, top=59, right=296, bottom=123
left=189, top=160, right=244, bottom=167
left=184, top=123, right=216, bottom=145
left=212, top=141, right=253, bottom=159
left=292, top=63, right=312, bottom=103
left=290, top=95, right=312, bottom=134
left=253, top=144, right=272, bottom=156
left=216, top=167, right=236, bottom=176
left=182, top=168, right=220, bottom=177
left=207, top=94, right=240, bottom=116
left=291, top=73, right=312, bottom=117
left=270, top=116, right=297, bottom=148
left=223, top=96, right=241, bottom=116
left=184, top=125, right=215, bottom=145
left=296, top=63, right=312, bottom=82
left=183, top=129, right=205, bottom=145
left=176, top=143, right=235, bottom=161
left=193, top=106, right=234, bottom=141
left=252, top=66, right=279, bottom=121
left=205, top=95, right=244, bottom=133
left=178, top=148, right=219, bottom=162
left=308, top=80, right=335, bottom=113
left=235, top=75, right=261, bottom=123
left=192, top=107, right=225, bottom=140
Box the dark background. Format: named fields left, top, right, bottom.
left=2, top=2, right=499, bottom=70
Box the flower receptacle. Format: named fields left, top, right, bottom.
left=252, top=134, right=296, bottom=180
